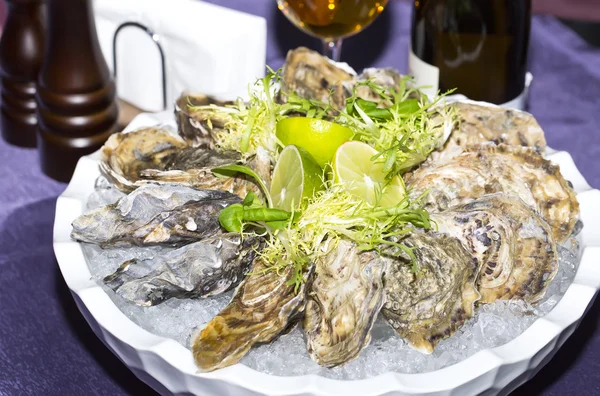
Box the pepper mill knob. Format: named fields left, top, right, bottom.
left=37, top=0, right=118, bottom=182
left=0, top=0, right=45, bottom=148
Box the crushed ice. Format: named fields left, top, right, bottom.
left=81, top=177, right=582, bottom=380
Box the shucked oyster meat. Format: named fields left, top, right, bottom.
left=71, top=183, right=240, bottom=247
left=432, top=194, right=558, bottom=304
left=99, top=127, right=266, bottom=198
left=100, top=127, right=188, bottom=192
left=405, top=143, right=579, bottom=243
left=104, top=234, right=262, bottom=306
left=193, top=257, right=313, bottom=372
left=140, top=146, right=272, bottom=197
left=303, top=240, right=386, bottom=367
left=382, top=232, right=480, bottom=354
left=437, top=102, right=547, bottom=159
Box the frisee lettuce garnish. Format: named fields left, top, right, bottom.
left=189, top=69, right=457, bottom=180
left=255, top=184, right=431, bottom=291
left=193, top=67, right=455, bottom=290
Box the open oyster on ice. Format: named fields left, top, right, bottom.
left=382, top=232, right=480, bottom=354
left=303, top=240, right=386, bottom=367
left=71, top=184, right=240, bottom=247
left=432, top=194, right=558, bottom=304
left=99, top=127, right=268, bottom=198
left=104, top=234, right=262, bottom=306
left=193, top=258, right=314, bottom=372
left=99, top=127, right=188, bottom=192
left=405, top=143, right=579, bottom=243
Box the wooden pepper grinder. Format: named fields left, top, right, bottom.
left=0, top=0, right=45, bottom=148
left=37, top=0, right=118, bottom=182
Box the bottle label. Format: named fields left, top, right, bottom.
left=408, top=48, right=439, bottom=99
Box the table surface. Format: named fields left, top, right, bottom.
left=1, top=1, right=599, bottom=395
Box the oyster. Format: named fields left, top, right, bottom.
left=193, top=258, right=313, bottom=372
left=140, top=146, right=272, bottom=196
left=382, top=232, right=480, bottom=354
left=281, top=47, right=354, bottom=110
left=431, top=194, right=558, bottom=304
left=175, top=93, right=233, bottom=148
left=439, top=102, right=546, bottom=158
left=99, top=127, right=266, bottom=197
left=104, top=234, right=262, bottom=306
left=303, top=240, right=386, bottom=367
left=405, top=143, right=579, bottom=243
left=99, top=127, right=188, bottom=192
left=71, top=184, right=240, bottom=247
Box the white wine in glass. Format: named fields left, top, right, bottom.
left=276, top=0, right=388, bottom=61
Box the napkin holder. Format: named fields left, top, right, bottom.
left=93, top=0, right=267, bottom=113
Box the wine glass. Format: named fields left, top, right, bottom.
left=276, top=0, right=388, bottom=61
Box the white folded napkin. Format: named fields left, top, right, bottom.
left=93, top=0, right=267, bottom=112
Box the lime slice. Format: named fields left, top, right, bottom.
left=276, top=117, right=354, bottom=167
left=270, top=145, right=324, bottom=211
left=333, top=141, right=405, bottom=206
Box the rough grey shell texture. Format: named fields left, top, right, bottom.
left=303, top=240, right=386, bottom=367
left=405, top=143, right=579, bottom=243
left=103, top=233, right=262, bottom=307
left=192, top=258, right=314, bottom=372
left=432, top=194, right=559, bottom=304
left=382, top=232, right=481, bottom=354
left=71, top=183, right=239, bottom=247
left=440, top=102, right=547, bottom=157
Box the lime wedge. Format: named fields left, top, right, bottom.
left=333, top=141, right=405, bottom=206
left=270, top=145, right=324, bottom=211
left=276, top=117, right=354, bottom=167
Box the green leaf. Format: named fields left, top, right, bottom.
left=218, top=204, right=244, bottom=233
left=393, top=99, right=420, bottom=115
left=383, top=149, right=397, bottom=174
left=265, top=220, right=289, bottom=230
left=212, top=164, right=272, bottom=208
left=242, top=208, right=291, bottom=222
left=243, top=191, right=257, bottom=206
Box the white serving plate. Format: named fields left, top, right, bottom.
left=54, top=111, right=600, bottom=396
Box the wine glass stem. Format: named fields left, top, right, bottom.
left=323, top=39, right=343, bottom=62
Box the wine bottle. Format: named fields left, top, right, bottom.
left=409, top=0, right=531, bottom=108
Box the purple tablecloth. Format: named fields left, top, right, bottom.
left=1, top=1, right=599, bottom=395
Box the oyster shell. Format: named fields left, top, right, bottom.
left=303, top=240, right=386, bottom=367
left=99, top=127, right=188, bottom=192
left=431, top=194, right=558, bottom=304
left=437, top=102, right=546, bottom=159
left=103, top=234, right=262, bottom=306
left=382, top=232, right=480, bottom=354
left=99, top=127, right=266, bottom=197
left=71, top=184, right=240, bottom=247
left=175, top=93, right=233, bottom=148
left=280, top=47, right=354, bottom=110
left=405, top=143, right=579, bottom=243
left=193, top=258, right=313, bottom=372
left=139, top=146, right=272, bottom=196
